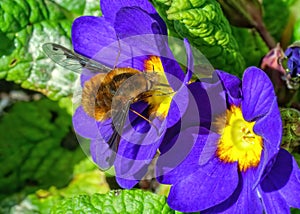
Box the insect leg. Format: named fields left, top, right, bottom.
left=129, top=108, right=159, bottom=135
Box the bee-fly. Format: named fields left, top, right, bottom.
left=43, top=43, right=170, bottom=164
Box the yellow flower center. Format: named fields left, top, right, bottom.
left=143, top=56, right=174, bottom=118
left=215, top=105, right=263, bottom=172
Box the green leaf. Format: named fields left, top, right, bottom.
left=52, top=0, right=102, bottom=17
left=291, top=207, right=300, bottom=214
left=292, top=153, right=300, bottom=167
left=263, top=0, right=290, bottom=41
left=231, top=27, right=269, bottom=68
left=0, top=0, right=99, bottom=100
left=51, top=189, right=176, bottom=214
left=0, top=98, right=85, bottom=199
left=151, top=0, right=246, bottom=77
left=156, top=184, right=171, bottom=197
left=9, top=157, right=110, bottom=214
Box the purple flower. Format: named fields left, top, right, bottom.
left=285, top=44, right=300, bottom=78
left=157, top=67, right=300, bottom=212
left=71, top=0, right=194, bottom=188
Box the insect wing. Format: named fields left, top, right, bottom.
left=100, top=102, right=131, bottom=168
left=110, top=102, right=131, bottom=150
left=42, top=43, right=110, bottom=73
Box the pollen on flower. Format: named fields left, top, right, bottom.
left=144, top=56, right=174, bottom=118
left=215, top=105, right=263, bottom=172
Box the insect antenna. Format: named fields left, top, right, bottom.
left=113, top=35, right=122, bottom=69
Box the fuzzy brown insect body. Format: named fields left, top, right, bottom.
left=81, top=67, right=160, bottom=121
left=81, top=67, right=162, bottom=156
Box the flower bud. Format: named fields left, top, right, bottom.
left=285, top=42, right=300, bottom=78
left=217, top=0, right=276, bottom=48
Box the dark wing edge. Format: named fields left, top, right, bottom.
left=100, top=102, right=131, bottom=167
left=42, top=43, right=111, bottom=74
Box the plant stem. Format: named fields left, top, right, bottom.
left=255, top=23, right=276, bottom=49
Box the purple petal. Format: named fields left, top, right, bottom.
left=187, top=81, right=226, bottom=166
left=113, top=8, right=165, bottom=67
left=167, top=158, right=238, bottom=212
left=114, top=7, right=164, bottom=37
left=157, top=126, right=203, bottom=180
left=241, top=66, right=276, bottom=121
left=157, top=127, right=216, bottom=184
left=72, top=106, right=100, bottom=139
left=158, top=82, right=224, bottom=180
left=72, top=15, right=150, bottom=71
left=252, top=98, right=282, bottom=187
left=162, top=57, right=185, bottom=91
left=182, top=82, right=210, bottom=128
left=89, top=118, right=117, bottom=170
left=197, top=132, right=220, bottom=165
left=72, top=16, right=117, bottom=66
left=183, top=38, right=193, bottom=84
left=166, top=84, right=189, bottom=128
left=165, top=81, right=214, bottom=136
left=113, top=118, right=166, bottom=184
left=128, top=101, right=149, bottom=125
left=199, top=77, right=228, bottom=119
left=90, top=137, right=115, bottom=170
left=216, top=70, right=242, bottom=106
left=114, top=7, right=185, bottom=89
left=116, top=177, right=139, bottom=189
left=203, top=169, right=263, bottom=214
left=284, top=45, right=300, bottom=78
left=101, top=0, right=167, bottom=35
left=260, top=191, right=290, bottom=213
left=259, top=149, right=300, bottom=211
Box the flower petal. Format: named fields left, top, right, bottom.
left=162, top=57, right=186, bottom=90
left=167, top=158, right=238, bottom=212
left=116, top=176, right=140, bottom=189
left=216, top=70, right=242, bottom=106
left=72, top=106, right=100, bottom=139
left=113, top=118, right=166, bottom=187
left=157, top=127, right=216, bottom=184
left=189, top=81, right=227, bottom=165
left=114, top=7, right=185, bottom=89
left=90, top=137, right=115, bottom=170
left=114, top=7, right=164, bottom=37
left=259, top=149, right=300, bottom=211
left=183, top=82, right=212, bottom=128
left=285, top=46, right=300, bottom=77
left=183, top=38, right=193, bottom=84
left=72, top=14, right=150, bottom=71
left=252, top=98, right=282, bottom=187
left=241, top=66, right=276, bottom=121
left=167, top=81, right=218, bottom=130
left=101, top=0, right=167, bottom=35
left=158, top=82, right=224, bottom=182
left=166, top=83, right=189, bottom=128
left=199, top=78, right=228, bottom=119
left=72, top=16, right=117, bottom=65
left=203, top=169, right=263, bottom=214
left=260, top=191, right=290, bottom=213
left=89, top=118, right=118, bottom=170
